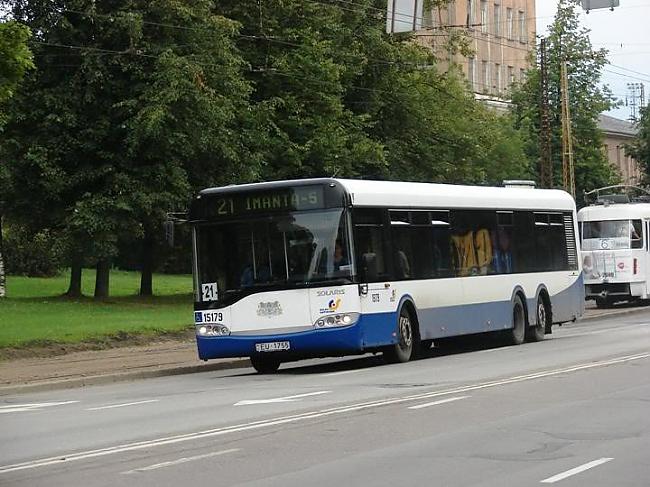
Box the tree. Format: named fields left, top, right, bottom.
left=510, top=0, right=618, bottom=204
left=0, top=20, right=34, bottom=298
left=218, top=0, right=528, bottom=184
left=2, top=0, right=260, bottom=298
left=626, top=106, right=650, bottom=183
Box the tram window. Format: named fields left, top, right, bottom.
left=631, top=220, right=643, bottom=249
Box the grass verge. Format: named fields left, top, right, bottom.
left=0, top=269, right=194, bottom=357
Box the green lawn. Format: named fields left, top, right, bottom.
left=0, top=269, right=194, bottom=349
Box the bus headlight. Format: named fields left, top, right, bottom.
left=314, top=313, right=359, bottom=329
left=197, top=324, right=231, bottom=336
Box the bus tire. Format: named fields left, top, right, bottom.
left=250, top=355, right=281, bottom=374
left=527, top=294, right=549, bottom=342
left=384, top=306, right=418, bottom=363
left=505, top=294, right=526, bottom=345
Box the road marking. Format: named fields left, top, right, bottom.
left=0, top=401, right=79, bottom=414
left=121, top=448, right=240, bottom=474
left=541, top=458, right=614, bottom=483
left=323, top=369, right=365, bottom=377
left=234, top=391, right=331, bottom=406
left=86, top=400, right=159, bottom=411
left=408, top=396, right=470, bottom=410
left=562, top=322, right=650, bottom=338
left=1, top=353, right=647, bottom=474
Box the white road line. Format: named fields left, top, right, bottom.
left=234, top=390, right=331, bottom=406
left=1, top=353, right=647, bottom=475
left=541, top=458, right=614, bottom=483
left=562, top=322, right=650, bottom=338
left=0, top=401, right=79, bottom=414
left=86, top=400, right=159, bottom=411
left=408, top=396, right=470, bottom=410
left=121, top=448, right=240, bottom=474
left=323, top=369, right=365, bottom=377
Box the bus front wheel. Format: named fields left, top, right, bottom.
left=384, top=306, right=419, bottom=363
left=250, top=355, right=281, bottom=374
left=504, top=295, right=526, bottom=345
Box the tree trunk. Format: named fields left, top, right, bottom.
left=0, top=214, right=5, bottom=298
left=66, top=256, right=83, bottom=297
left=140, top=226, right=154, bottom=296
left=94, top=259, right=110, bottom=299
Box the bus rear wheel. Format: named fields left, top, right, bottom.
left=527, top=294, right=549, bottom=342
left=384, top=306, right=418, bottom=363
left=504, top=295, right=526, bottom=345
left=250, top=355, right=281, bottom=374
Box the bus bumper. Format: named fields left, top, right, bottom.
left=195, top=312, right=397, bottom=360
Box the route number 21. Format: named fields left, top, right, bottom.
left=201, top=283, right=218, bottom=302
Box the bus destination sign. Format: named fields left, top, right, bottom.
left=208, top=186, right=325, bottom=218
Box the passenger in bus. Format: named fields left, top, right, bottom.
left=395, top=249, right=411, bottom=278
left=333, top=240, right=349, bottom=271
left=492, top=227, right=513, bottom=273
left=451, top=230, right=478, bottom=276
left=474, top=228, right=492, bottom=275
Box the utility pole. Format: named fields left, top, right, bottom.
left=627, top=82, right=645, bottom=122
left=539, top=38, right=553, bottom=189
left=560, top=60, right=575, bottom=198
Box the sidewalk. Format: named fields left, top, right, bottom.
left=0, top=339, right=248, bottom=395
left=0, top=302, right=646, bottom=395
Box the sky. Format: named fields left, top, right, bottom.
left=536, top=0, right=650, bottom=122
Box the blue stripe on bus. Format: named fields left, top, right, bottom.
left=196, top=277, right=584, bottom=360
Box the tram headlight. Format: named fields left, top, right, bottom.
left=196, top=324, right=231, bottom=336
left=313, top=313, right=359, bottom=329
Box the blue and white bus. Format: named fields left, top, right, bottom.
left=189, top=179, right=584, bottom=373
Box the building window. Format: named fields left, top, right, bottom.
left=507, top=66, right=514, bottom=87
left=506, top=8, right=513, bottom=39
left=518, top=10, right=526, bottom=43
left=468, top=0, right=476, bottom=27
left=495, top=63, right=501, bottom=92
left=494, top=3, right=501, bottom=37
left=468, top=57, right=476, bottom=90
left=520, top=68, right=526, bottom=82
left=481, top=1, right=488, bottom=33
left=482, top=61, right=489, bottom=93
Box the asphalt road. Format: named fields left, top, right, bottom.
left=1, top=310, right=649, bottom=487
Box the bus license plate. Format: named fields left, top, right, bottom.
left=255, top=341, right=290, bottom=352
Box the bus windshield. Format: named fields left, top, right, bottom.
left=195, top=209, right=352, bottom=301
left=581, top=219, right=643, bottom=250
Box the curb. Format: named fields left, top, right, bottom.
left=0, top=358, right=250, bottom=396
left=580, top=304, right=650, bottom=322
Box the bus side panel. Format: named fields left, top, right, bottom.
left=416, top=301, right=512, bottom=339
left=357, top=311, right=399, bottom=348
left=546, top=272, right=584, bottom=323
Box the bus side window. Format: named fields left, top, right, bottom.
left=353, top=208, right=388, bottom=282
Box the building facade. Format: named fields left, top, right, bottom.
left=418, top=0, right=536, bottom=98
left=599, top=114, right=642, bottom=185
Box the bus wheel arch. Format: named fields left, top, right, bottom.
left=384, top=298, right=421, bottom=363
